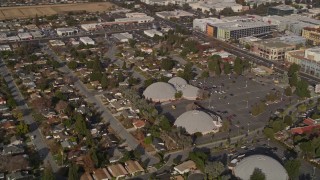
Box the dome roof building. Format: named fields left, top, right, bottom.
left=143, top=82, right=176, bottom=102
left=234, top=155, right=289, bottom=180
left=168, top=77, right=188, bottom=88
left=168, top=77, right=199, bottom=100
left=174, top=110, right=221, bottom=135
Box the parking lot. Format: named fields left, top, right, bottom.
left=198, top=74, right=288, bottom=131
left=158, top=73, right=293, bottom=144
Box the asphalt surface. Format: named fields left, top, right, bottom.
left=43, top=46, right=159, bottom=166
left=0, top=58, right=60, bottom=172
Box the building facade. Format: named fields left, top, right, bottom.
left=252, top=39, right=296, bottom=60
left=285, top=48, right=320, bottom=77
left=207, top=22, right=276, bottom=41
left=268, top=5, right=295, bottom=16
left=302, top=27, right=320, bottom=45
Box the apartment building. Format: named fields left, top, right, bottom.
left=285, top=47, right=320, bottom=77
left=302, top=27, right=320, bottom=45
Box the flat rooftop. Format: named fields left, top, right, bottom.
left=213, top=21, right=273, bottom=31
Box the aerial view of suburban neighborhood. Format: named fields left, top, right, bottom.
left=3, top=0, right=320, bottom=179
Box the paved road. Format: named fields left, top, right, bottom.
left=0, top=27, right=153, bottom=45
left=0, top=58, right=60, bottom=172
left=44, top=47, right=159, bottom=165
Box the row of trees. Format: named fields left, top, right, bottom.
left=208, top=55, right=249, bottom=76
left=288, top=63, right=310, bottom=98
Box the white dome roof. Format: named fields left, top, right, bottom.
left=174, top=110, right=216, bottom=134
left=182, top=85, right=199, bottom=100
left=143, top=82, right=176, bottom=102
left=168, top=77, right=188, bottom=88
left=234, top=155, right=289, bottom=180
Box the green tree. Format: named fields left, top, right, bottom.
left=42, top=166, right=55, bottom=180
left=284, top=159, right=301, bottom=179
left=296, top=80, right=310, bottom=98
left=90, top=149, right=99, bottom=167
left=263, top=127, right=274, bottom=139
left=201, top=71, right=210, bottom=78
left=41, top=166, right=56, bottom=180
left=122, top=61, right=127, bottom=70
left=159, top=116, right=171, bottom=131
left=289, top=73, right=298, bottom=87
left=144, top=78, right=155, bottom=87
left=74, top=113, right=88, bottom=136
left=16, top=121, right=29, bottom=135
left=144, top=136, right=152, bottom=144
left=67, top=61, right=78, bottom=70
left=128, top=39, right=137, bottom=48
left=284, top=115, right=293, bottom=126
left=250, top=168, right=266, bottom=180
left=68, top=163, right=79, bottom=180
left=224, top=62, right=231, bottom=75
left=234, top=57, right=243, bottom=75
left=285, top=86, right=292, bottom=96
left=161, top=59, right=175, bottom=70
left=220, top=7, right=236, bottom=16
left=175, top=91, right=183, bottom=99
left=35, top=14, right=40, bottom=26
left=189, top=151, right=208, bottom=171
left=178, top=63, right=195, bottom=81
left=208, top=55, right=221, bottom=75
left=245, top=44, right=251, bottom=50
left=288, top=63, right=300, bottom=77
left=205, top=161, right=225, bottom=179
left=101, top=73, right=109, bottom=89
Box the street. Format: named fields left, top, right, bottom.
left=43, top=46, right=159, bottom=166
left=0, top=58, right=60, bottom=173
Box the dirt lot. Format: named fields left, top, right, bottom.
left=0, top=2, right=116, bottom=20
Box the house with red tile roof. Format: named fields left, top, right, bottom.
left=290, top=124, right=320, bottom=135
left=303, top=118, right=316, bottom=126
left=132, top=120, right=146, bottom=129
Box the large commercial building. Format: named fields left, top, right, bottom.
left=156, top=10, right=194, bottom=19
left=302, top=26, right=320, bottom=45
left=174, top=110, right=221, bottom=135
left=194, top=16, right=275, bottom=41
left=263, top=14, right=320, bottom=35
left=140, top=0, right=194, bottom=6
left=143, top=77, right=199, bottom=102
left=252, top=38, right=296, bottom=60
left=193, top=18, right=225, bottom=32
left=143, top=82, right=176, bottom=102
left=268, top=4, right=295, bottom=16
left=115, top=16, right=154, bottom=24
left=285, top=47, right=320, bottom=77
left=232, top=155, right=289, bottom=180
left=144, top=29, right=163, bottom=37
left=81, top=14, right=154, bottom=31
left=79, top=37, right=95, bottom=45
left=207, top=21, right=276, bottom=41
left=189, top=1, right=243, bottom=13
left=56, top=27, right=78, bottom=36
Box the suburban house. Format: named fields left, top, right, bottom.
left=174, top=160, right=197, bottom=174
